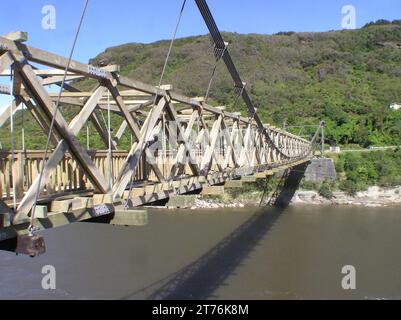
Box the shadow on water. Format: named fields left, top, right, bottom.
left=0, top=237, right=17, bottom=253
left=274, top=163, right=309, bottom=208
left=123, top=163, right=308, bottom=300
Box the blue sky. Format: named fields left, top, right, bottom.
left=0, top=0, right=400, bottom=111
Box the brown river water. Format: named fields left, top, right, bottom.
left=0, top=205, right=400, bottom=300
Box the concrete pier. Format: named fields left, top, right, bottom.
left=167, top=195, right=198, bottom=209
left=201, top=186, right=224, bottom=196
left=111, top=209, right=148, bottom=226
left=304, top=158, right=336, bottom=184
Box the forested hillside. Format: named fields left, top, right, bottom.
left=89, top=20, right=401, bottom=147
left=0, top=20, right=400, bottom=149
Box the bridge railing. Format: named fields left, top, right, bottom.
left=1, top=133, right=287, bottom=203
left=0, top=145, right=247, bottom=202
left=0, top=150, right=140, bottom=202
left=0, top=127, right=312, bottom=206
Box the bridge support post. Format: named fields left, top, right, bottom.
left=241, top=175, right=257, bottom=183
left=111, top=209, right=148, bottom=226
left=255, top=172, right=267, bottom=179
left=167, top=195, right=197, bottom=209
left=224, top=180, right=242, bottom=188
left=201, top=186, right=224, bottom=195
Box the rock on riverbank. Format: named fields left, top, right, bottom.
left=188, top=186, right=401, bottom=209
left=292, top=186, right=401, bottom=207
left=190, top=198, right=245, bottom=210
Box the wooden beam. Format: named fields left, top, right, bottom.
left=200, top=115, right=223, bottom=174
left=164, top=101, right=200, bottom=178
left=114, top=120, right=128, bottom=145
left=12, top=69, right=23, bottom=95
left=1, top=203, right=115, bottom=241
left=0, top=100, right=19, bottom=128
left=102, top=64, right=120, bottom=73
left=41, top=75, right=84, bottom=86
left=167, top=109, right=199, bottom=180
left=1, top=69, right=78, bottom=77
left=3, top=31, right=28, bottom=42
left=50, top=75, right=119, bottom=151
left=69, top=86, right=107, bottom=129
left=221, top=117, right=239, bottom=169
left=111, top=97, right=166, bottom=198
left=18, top=96, right=59, bottom=146
left=198, top=116, right=223, bottom=174
left=90, top=111, right=118, bottom=150
left=47, top=91, right=150, bottom=98
left=14, top=61, right=110, bottom=221
left=239, top=123, right=253, bottom=167
left=106, top=79, right=164, bottom=184
left=0, top=52, right=13, bottom=74
left=0, top=199, right=12, bottom=227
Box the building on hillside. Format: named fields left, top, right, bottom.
left=329, top=146, right=341, bottom=153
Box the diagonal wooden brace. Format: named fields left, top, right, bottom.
left=111, top=97, right=166, bottom=199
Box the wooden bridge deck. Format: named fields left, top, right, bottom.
left=0, top=155, right=312, bottom=241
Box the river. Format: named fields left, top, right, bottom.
left=0, top=205, right=400, bottom=299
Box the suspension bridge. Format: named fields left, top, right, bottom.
left=0, top=0, right=322, bottom=256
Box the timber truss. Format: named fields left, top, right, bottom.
left=0, top=2, right=312, bottom=240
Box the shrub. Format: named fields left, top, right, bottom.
left=318, top=180, right=334, bottom=199
left=300, top=180, right=318, bottom=191
left=339, top=180, right=358, bottom=196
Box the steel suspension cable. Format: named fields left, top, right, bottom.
left=86, top=124, right=90, bottom=149
left=204, top=44, right=227, bottom=103
left=97, top=101, right=111, bottom=178
left=29, top=0, right=90, bottom=234
left=9, top=69, right=16, bottom=211
left=157, top=0, right=187, bottom=91
left=162, top=112, right=166, bottom=178
left=195, top=0, right=301, bottom=160
left=21, top=102, right=25, bottom=152
left=21, top=101, right=26, bottom=196
left=107, top=91, right=113, bottom=189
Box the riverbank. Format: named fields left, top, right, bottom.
left=292, top=186, right=401, bottom=207
left=190, top=186, right=401, bottom=209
